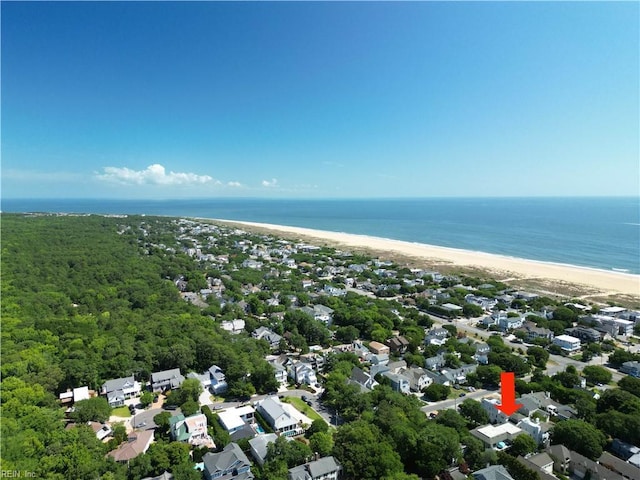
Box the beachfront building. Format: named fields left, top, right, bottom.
left=552, top=335, right=581, bottom=353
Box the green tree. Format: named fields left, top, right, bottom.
left=309, top=431, right=334, bottom=457
left=527, top=346, right=550, bottom=368
left=551, top=419, right=606, bottom=460
left=140, top=391, right=155, bottom=407
left=305, top=418, right=329, bottom=438
left=71, top=397, right=112, bottom=423
left=582, top=366, right=612, bottom=385
left=458, top=399, right=489, bottom=427
left=333, top=420, right=404, bottom=480
left=423, top=383, right=450, bottom=402
left=618, top=376, right=640, bottom=398
left=180, top=400, right=200, bottom=417
left=509, top=433, right=538, bottom=457
left=179, top=378, right=203, bottom=403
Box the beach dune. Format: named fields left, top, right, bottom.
left=214, top=219, right=640, bottom=301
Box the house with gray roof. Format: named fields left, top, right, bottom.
left=348, top=366, right=378, bottom=392
left=401, top=367, right=433, bottom=392
left=598, top=452, right=640, bottom=480
left=381, top=371, right=410, bottom=394
left=101, top=375, right=141, bottom=406
left=256, top=396, right=300, bottom=437
left=151, top=368, right=185, bottom=392
left=252, top=327, right=283, bottom=350
left=248, top=433, right=278, bottom=466
left=288, top=456, right=341, bottom=480
left=472, top=464, right=515, bottom=480
left=187, top=365, right=227, bottom=394
left=203, top=442, right=254, bottom=480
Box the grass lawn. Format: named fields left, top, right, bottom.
left=282, top=397, right=324, bottom=422
left=112, top=406, right=131, bottom=417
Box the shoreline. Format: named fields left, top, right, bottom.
left=210, top=218, right=640, bottom=304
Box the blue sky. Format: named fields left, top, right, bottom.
left=2, top=1, right=638, bottom=199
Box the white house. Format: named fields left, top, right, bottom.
left=552, top=334, right=581, bottom=353
left=220, top=319, right=246, bottom=334
left=256, top=396, right=301, bottom=437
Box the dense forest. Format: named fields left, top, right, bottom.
left=0, top=214, right=281, bottom=478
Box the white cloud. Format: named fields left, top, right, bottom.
left=227, top=181, right=243, bottom=187
left=262, top=178, right=278, bottom=188
left=97, top=164, right=215, bottom=186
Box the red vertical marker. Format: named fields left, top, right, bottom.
left=495, top=372, right=523, bottom=416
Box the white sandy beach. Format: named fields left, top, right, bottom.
left=214, top=219, right=640, bottom=300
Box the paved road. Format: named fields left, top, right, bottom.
left=420, top=388, right=495, bottom=415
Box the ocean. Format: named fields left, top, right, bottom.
left=2, top=197, right=639, bottom=274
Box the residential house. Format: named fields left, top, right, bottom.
left=621, top=361, right=640, bottom=378
left=611, top=438, right=640, bottom=469
left=299, top=304, right=334, bottom=326
left=441, top=364, right=477, bottom=385
left=474, top=343, right=491, bottom=365
left=566, top=326, right=601, bottom=343
left=348, top=366, right=378, bottom=392
left=598, top=452, right=640, bottom=480
left=217, top=406, right=256, bottom=435
left=368, top=341, right=390, bottom=355
left=426, top=328, right=450, bottom=344
left=221, top=319, right=246, bottom=334
left=520, top=322, right=554, bottom=343
left=552, top=335, right=581, bottom=353
left=386, top=336, right=410, bottom=354
left=367, top=353, right=389, bottom=366
left=481, top=397, right=509, bottom=425
left=203, top=443, right=254, bottom=480
left=288, top=456, right=342, bottom=480
left=517, top=417, right=550, bottom=446
left=401, top=367, right=433, bottom=392
left=142, top=472, right=174, bottom=480
left=256, top=396, right=301, bottom=437
left=252, top=327, right=283, bottom=350
left=564, top=449, right=625, bottom=480
left=59, top=386, right=92, bottom=405
left=381, top=371, right=410, bottom=394
left=108, top=430, right=154, bottom=463
left=88, top=421, right=112, bottom=441
left=101, top=376, right=141, bottom=407
left=522, top=452, right=555, bottom=476
left=169, top=413, right=213, bottom=447
left=441, top=303, right=464, bottom=315
left=288, top=362, right=318, bottom=386
left=187, top=365, right=228, bottom=394
left=482, top=311, right=507, bottom=327
left=249, top=433, right=279, bottom=466
left=472, top=465, right=515, bottom=480
left=269, top=359, right=288, bottom=385
left=425, top=352, right=447, bottom=371
left=499, top=316, right=524, bottom=331
left=470, top=423, right=524, bottom=449
left=150, top=368, right=185, bottom=392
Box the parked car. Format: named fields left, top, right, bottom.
left=164, top=405, right=178, bottom=411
